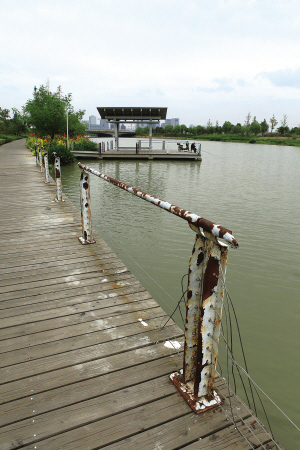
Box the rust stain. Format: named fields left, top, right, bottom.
left=202, top=257, right=219, bottom=302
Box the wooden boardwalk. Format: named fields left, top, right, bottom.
left=0, top=140, right=281, bottom=449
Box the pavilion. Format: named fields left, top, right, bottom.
left=97, top=107, right=167, bottom=151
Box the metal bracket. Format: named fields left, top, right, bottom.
left=170, top=369, right=224, bottom=414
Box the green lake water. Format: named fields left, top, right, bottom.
left=59, top=139, right=300, bottom=449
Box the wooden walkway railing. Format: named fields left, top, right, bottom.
left=0, top=139, right=282, bottom=449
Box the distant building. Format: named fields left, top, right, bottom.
left=162, top=118, right=179, bottom=128
left=99, top=119, right=109, bottom=129
left=89, top=115, right=97, bottom=128
left=135, top=121, right=161, bottom=129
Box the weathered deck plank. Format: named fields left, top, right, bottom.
left=0, top=140, right=282, bottom=449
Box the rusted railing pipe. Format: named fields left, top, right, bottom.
left=44, top=150, right=50, bottom=183
left=79, top=171, right=95, bottom=245
left=77, top=162, right=238, bottom=248
left=54, top=153, right=62, bottom=201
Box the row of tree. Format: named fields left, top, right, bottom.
left=0, top=85, right=86, bottom=138
left=136, top=113, right=299, bottom=137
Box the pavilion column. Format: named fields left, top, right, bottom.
left=149, top=120, right=153, bottom=151
left=114, top=121, right=119, bottom=151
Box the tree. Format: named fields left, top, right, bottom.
left=269, top=114, right=278, bottom=134
left=215, top=120, right=221, bottom=134
left=250, top=116, right=261, bottom=135
left=260, top=119, right=269, bottom=136
left=164, top=124, right=174, bottom=135
left=222, top=121, right=232, bottom=134
left=196, top=125, right=204, bottom=135
left=180, top=124, right=188, bottom=134
left=277, top=114, right=289, bottom=136
left=244, top=112, right=251, bottom=136
left=24, top=85, right=85, bottom=138
left=0, top=108, right=11, bottom=134
left=174, top=125, right=181, bottom=136
left=232, top=123, right=242, bottom=134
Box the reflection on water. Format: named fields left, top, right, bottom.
left=61, top=139, right=300, bottom=448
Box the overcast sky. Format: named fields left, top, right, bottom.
left=1, top=0, right=300, bottom=128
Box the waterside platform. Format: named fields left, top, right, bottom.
left=71, top=148, right=202, bottom=161
left=0, top=139, right=282, bottom=449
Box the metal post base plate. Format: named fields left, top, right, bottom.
left=170, top=370, right=223, bottom=414
left=78, top=237, right=96, bottom=245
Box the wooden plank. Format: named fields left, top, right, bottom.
left=0, top=271, right=136, bottom=300
left=0, top=353, right=182, bottom=428
left=0, top=301, right=164, bottom=343
left=0, top=293, right=156, bottom=331
left=0, top=324, right=182, bottom=384
left=0, top=282, right=145, bottom=318
left=0, top=342, right=184, bottom=405
left=0, top=277, right=141, bottom=311
left=4, top=379, right=245, bottom=450
left=180, top=416, right=280, bottom=449
left=0, top=258, right=126, bottom=286
left=0, top=376, right=185, bottom=449
left=0, top=315, right=175, bottom=369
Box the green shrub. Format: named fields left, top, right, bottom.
left=0, top=134, right=23, bottom=144
left=73, top=140, right=98, bottom=151
left=47, top=144, right=76, bottom=165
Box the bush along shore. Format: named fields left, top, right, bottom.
left=137, top=132, right=300, bottom=147
left=0, top=134, right=26, bottom=145
left=26, top=133, right=98, bottom=165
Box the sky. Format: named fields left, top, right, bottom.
left=1, top=0, right=300, bottom=128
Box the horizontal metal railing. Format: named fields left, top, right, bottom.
left=77, top=162, right=238, bottom=248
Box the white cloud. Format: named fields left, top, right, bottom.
left=1, top=0, right=300, bottom=127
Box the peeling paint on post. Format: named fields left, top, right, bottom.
left=39, top=147, right=43, bottom=172
left=79, top=171, right=96, bottom=245
left=44, top=150, right=50, bottom=183
left=170, top=225, right=229, bottom=414
left=35, top=144, right=39, bottom=166
left=54, top=154, right=62, bottom=201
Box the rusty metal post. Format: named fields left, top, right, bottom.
left=79, top=171, right=96, bottom=245
left=171, top=225, right=228, bottom=414
left=54, top=153, right=62, bottom=201
left=35, top=144, right=39, bottom=165
left=99, top=142, right=101, bottom=155
left=39, top=146, right=43, bottom=172
left=44, top=151, right=50, bottom=183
